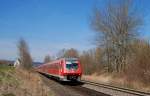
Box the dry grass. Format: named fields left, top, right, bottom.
left=0, top=67, right=55, bottom=96
left=15, top=69, right=55, bottom=96
left=83, top=73, right=112, bottom=84
left=83, top=73, right=150, bottom=93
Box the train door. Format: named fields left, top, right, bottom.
left=59, top=60, right=63, bottom=76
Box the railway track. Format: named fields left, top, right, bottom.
left=82, top=80, right=150, bottom=96
left=39, top=73, right=110, bottom=96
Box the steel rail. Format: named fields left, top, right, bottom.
left=82, top=80, right=150, bottom=96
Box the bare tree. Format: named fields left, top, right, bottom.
left=80, top=50, right=94, bottom=75
left=57, top=48, right=79, bottom=58
left=56, top=48, right=66, bottom=59
left=91, top=0, right=143, bottom=72
left=79, top=48, right=103, bottom=75
left=18, top=39, right=32, bottom=70
left=64, top=48, right=79, bottom=58
left=44, top=55, right=52, bottom=63
left=126, top=40, right=150, bottom=84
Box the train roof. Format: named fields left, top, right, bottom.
left=47, top=58, right=78, bottom=63
left=36, top=58, right=79, bottom=67
left=64, top=58, right=78, bottom=61
left=56, top=57, right=78, bottom=60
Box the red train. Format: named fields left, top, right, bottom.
left=36, top=58, right=82, bottom=81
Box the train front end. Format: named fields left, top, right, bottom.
left=62, top=58, right=82, bottom=81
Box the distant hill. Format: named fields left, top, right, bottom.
left=33, top=62, right=43, bottom=67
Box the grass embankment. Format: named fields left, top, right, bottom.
left=83, top=73, right=150, bottom=93
left=0, top=66, right=55, bottom=96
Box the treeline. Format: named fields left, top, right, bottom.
left=54, top=39, right=150, bottom=84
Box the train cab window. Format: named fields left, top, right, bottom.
left=66, top=61, right=78, bottom=70
left=66, top=64, right=71, bottom=70
left=72, top=63, right=78, bottom=70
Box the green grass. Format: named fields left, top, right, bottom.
left=0, top=66, right=19, bottom=86
left=0, top=66, right=14, bottom=71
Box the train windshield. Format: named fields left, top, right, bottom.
left=66, top=61, right=78, bottom=70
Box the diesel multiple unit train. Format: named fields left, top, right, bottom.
left=36, top=58, right=82, bottom=81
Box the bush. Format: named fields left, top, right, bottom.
left=125, top=40, right=150, bottom=85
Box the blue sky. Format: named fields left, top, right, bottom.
left=0, top=0, right=150, bottom=62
